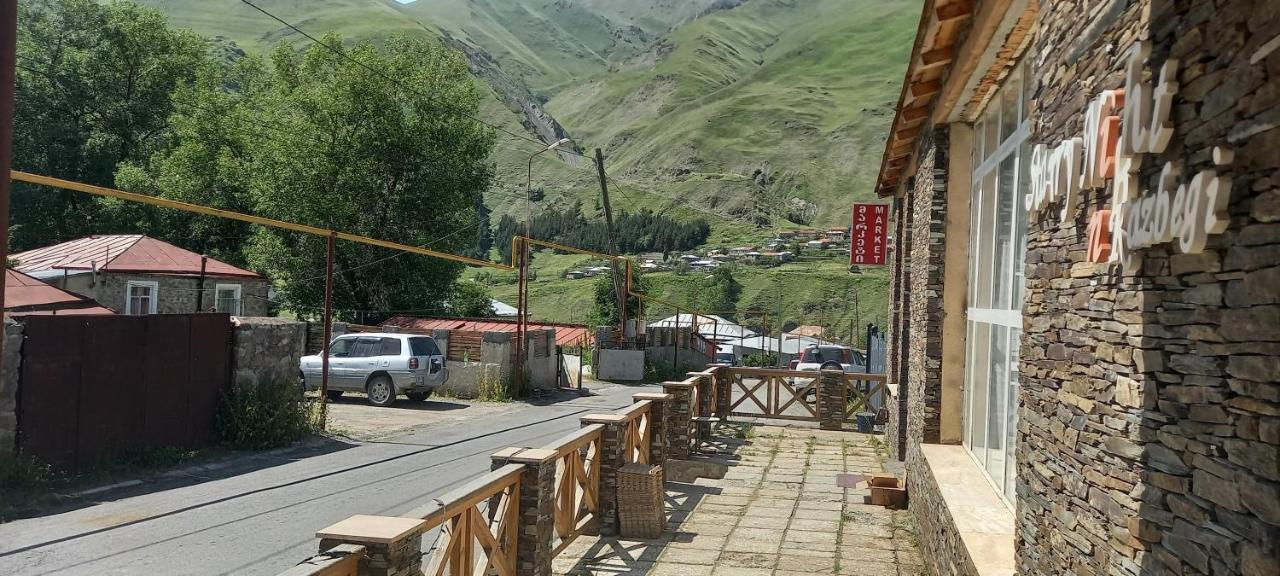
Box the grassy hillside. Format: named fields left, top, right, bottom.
left=548, top=0, right=918, bottom=228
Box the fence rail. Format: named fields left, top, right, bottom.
left=416, top=464, right=523, bottom=576
left=549, top=425, right=603, bottom=556
left=723, top=367, right=886, bottom=423
left=618, top=401, right=653, bottom=465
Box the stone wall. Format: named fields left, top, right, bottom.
left=906, top=125, right=949, bottom=458
left=0, top=322, right=22, bottom=454
left=907, top=450, right=981, bottom=576
left=64, top=272, right=270, bottom=316
left=1020, top=0, right=1280, bottom=575
left=886, top=194, right=911, bottom=462
left=230, top=317, right=306, bottom=386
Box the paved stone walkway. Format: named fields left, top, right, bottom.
left=554, top=424, right=926, bottom=575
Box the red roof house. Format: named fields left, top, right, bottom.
left=12, top=235, right=269, bottom=316
left=4, top=269, right=114, bottom=316
left=381, top=316, right=592, bottom=347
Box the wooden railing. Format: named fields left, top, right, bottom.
left=549, top=425, right=603, bottom=556
left=722, top=367, right=887, bottom=423
left=416, top=464, right=523, bottom=576
left=618, top=401, right=653, bottom=465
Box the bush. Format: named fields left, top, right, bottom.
left=0, top=451, right=56, bottom=492
left=476, top=365, right=521, bottom=402
left=743, top=353, right=778, bottom=367
left=217, top=376, right=322, bottom=450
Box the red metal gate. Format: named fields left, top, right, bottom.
left=18, top=314, right=231, bottom=468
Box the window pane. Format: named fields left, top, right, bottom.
left=969, top=177, right=983, bottom=305
left=1013, top=141, right=1031, bottom=307
left=975, top=171, right=997, bottom=309
left=1004, top=327, right=1022, bottom=500
left=968, top=322, right=991, bottom=456
left=1000, top=73, right=1019, bottom=142
left=963, top=321, right=975, bottom=449
left=410, top=337, right=441, bottom=356
left=992, top=155, right=1017, bottom=309
left=330, top=338, right=353, bottom=356
left=986, top=324, right=1009, bottom=484
left=379, top=338, right=402, bottom=356
left=983, top=105, right=999, bottom=161
left=351, top=338, right=380, bottom=358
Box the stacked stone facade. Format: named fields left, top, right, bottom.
left=886, top=194, right=912, bottom=462
left=62, top=271, right=270, bottom=316
left=907, top=126, right=949, bottom=450
left=1019, top=0, right=1280, bottom=574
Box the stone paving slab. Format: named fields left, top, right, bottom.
left=553, top=424, right=927, bottom=576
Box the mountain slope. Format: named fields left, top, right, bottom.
left=548, top=0, right=918, bottom=228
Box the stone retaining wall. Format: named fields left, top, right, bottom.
left=231, top=317, right=306, bottom=386
left=907, top=452, right=980, bottom=576
left=0, top=322, right=22, bottom=454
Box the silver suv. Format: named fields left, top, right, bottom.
left=299, top=333, right=448, bottom=407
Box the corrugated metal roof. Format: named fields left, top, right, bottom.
left=12, top=235, right=261, bottom=278
left=382, top=315, right=592, bottom=347
left=4, top=269, right=115, bottom=315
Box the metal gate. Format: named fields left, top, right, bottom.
left=18, top=314, right=232, bottom=468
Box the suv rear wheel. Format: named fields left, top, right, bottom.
left=366, top=375, right=396, bottom=407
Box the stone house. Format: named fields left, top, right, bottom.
left=875, top=1, right=1278, bottom=576
left=13, top=235, right=270, bottom=316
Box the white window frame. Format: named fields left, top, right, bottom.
left=214, top=283, right=243, bottom=315
left=125, top=280, right=159, bottom=315
left=962, top=57, right=1031, bottom=506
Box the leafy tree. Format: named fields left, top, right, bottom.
left=12, top=0, right=208, bottom=250
left=126, top=33, right=494, bottom=318
left=589, top=272, right=648, bottom=328
left=448, top=281, right=495, bottom=317
left=700, top=266, right=742, bottom=315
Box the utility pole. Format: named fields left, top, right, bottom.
left=853, top=289, right=861, bottom=347
left=0, top=0, right=15, bottom=374
left=595, top=148, right=627, bottom=338
left=320, top=232, right=336, bottom=428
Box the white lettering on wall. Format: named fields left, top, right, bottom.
left=1022, top=40, right=1231, bottom=273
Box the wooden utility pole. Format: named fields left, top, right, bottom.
left=0, top=0, right=15, bottom=373
left=320, top=232, right=336, bottom=428
left=594, top=148, right=626, bottom=337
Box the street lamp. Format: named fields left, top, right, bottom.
left=526, top=137, right=572, bottom=239
left=517, top=137, right=570, bottom=388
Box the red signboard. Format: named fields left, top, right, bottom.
left=851, top=203, right=889, bottom=265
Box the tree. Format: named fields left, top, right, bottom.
left=448, top=281, right=495, bottom=317
left=590, top=272, right=648, bottom=328
left=127, top=33, right=495, bottom=318
left=701, top=266, right=742, bottom=315
left=12, top=0, right=208, bottom=250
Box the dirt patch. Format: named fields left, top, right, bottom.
left=319, top=393, right=520, bottom=441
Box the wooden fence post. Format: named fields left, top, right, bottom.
left=632, top=393, right=671, bottom=466
left=818, top=368, right=846, bottom=431
left=661, top=381, right=693, bottom=460
left=490, top=449, right=556, bottom=576
left=581, top=414, right=627, bottom=534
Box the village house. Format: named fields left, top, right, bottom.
left=825, top=228, right=849, bottom=242
left=4, top=269, right=114, bottom=316
left=876, top=1, right=1279, bottom=575
left=805, top=239, right=828, bottom=250
left=12, top=235, right=269, bottom=316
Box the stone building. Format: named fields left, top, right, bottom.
left=877, top=0, right=1278, bottom=575
left=13, top=235, right=270, bottom=316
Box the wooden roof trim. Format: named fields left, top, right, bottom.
left=930, top=0, right=1022, bottom=124
left=874, top=0, right=971, bottom=197
left=960, top=1, right=1038, bottom=121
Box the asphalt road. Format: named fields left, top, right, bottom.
left=0, top=382, right=654, bottom=576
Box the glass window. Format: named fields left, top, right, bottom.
left=350, top=337, right=381, bottom=358
left=964, top=57, right=1030, bottom=505
left=329, top=338, right=354, bottom=357
left=125, top=281, right=158, bottom=315
left=409, top=337, right=441, bottom=356
left=379, top=338, right=403, bottom=356
left=215, top=284, right=242, bottom=315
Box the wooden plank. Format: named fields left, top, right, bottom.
left=413, top=464, right=525, bottom=528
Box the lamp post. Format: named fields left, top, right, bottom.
left=517, top=138, right=571, bottom=386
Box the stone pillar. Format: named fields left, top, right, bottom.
left=662, top=381, right=693, bottom=460
left=581, top=414, right=627, bottom=535
left=632, top=393, right=672, bottom=466
left=817, top=368, right=846, bottom=431
left=689, top=371, right=714, bottom=418
left=316, top=515, right=425, bottom=576
left=711, top=365, right=732, bottom=419
left=490, top=448, right=556, bottom=576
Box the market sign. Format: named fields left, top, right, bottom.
left=1026, top=40, right=1233, bottom=272
left=851, top=203, right=889, bottom=265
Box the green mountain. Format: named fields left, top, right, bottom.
left=134, top=0, right=917, bottom=330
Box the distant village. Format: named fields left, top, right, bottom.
left=564, top=227, right=851, bottom=279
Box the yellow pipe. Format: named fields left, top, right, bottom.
left=11, top=171, right=511, bottom=270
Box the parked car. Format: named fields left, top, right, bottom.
left=299, top=333, right=448, bottom=407
left=794, top=344, right=867, bottom=373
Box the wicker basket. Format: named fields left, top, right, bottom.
left=617, top=463, right=665, bottom=539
